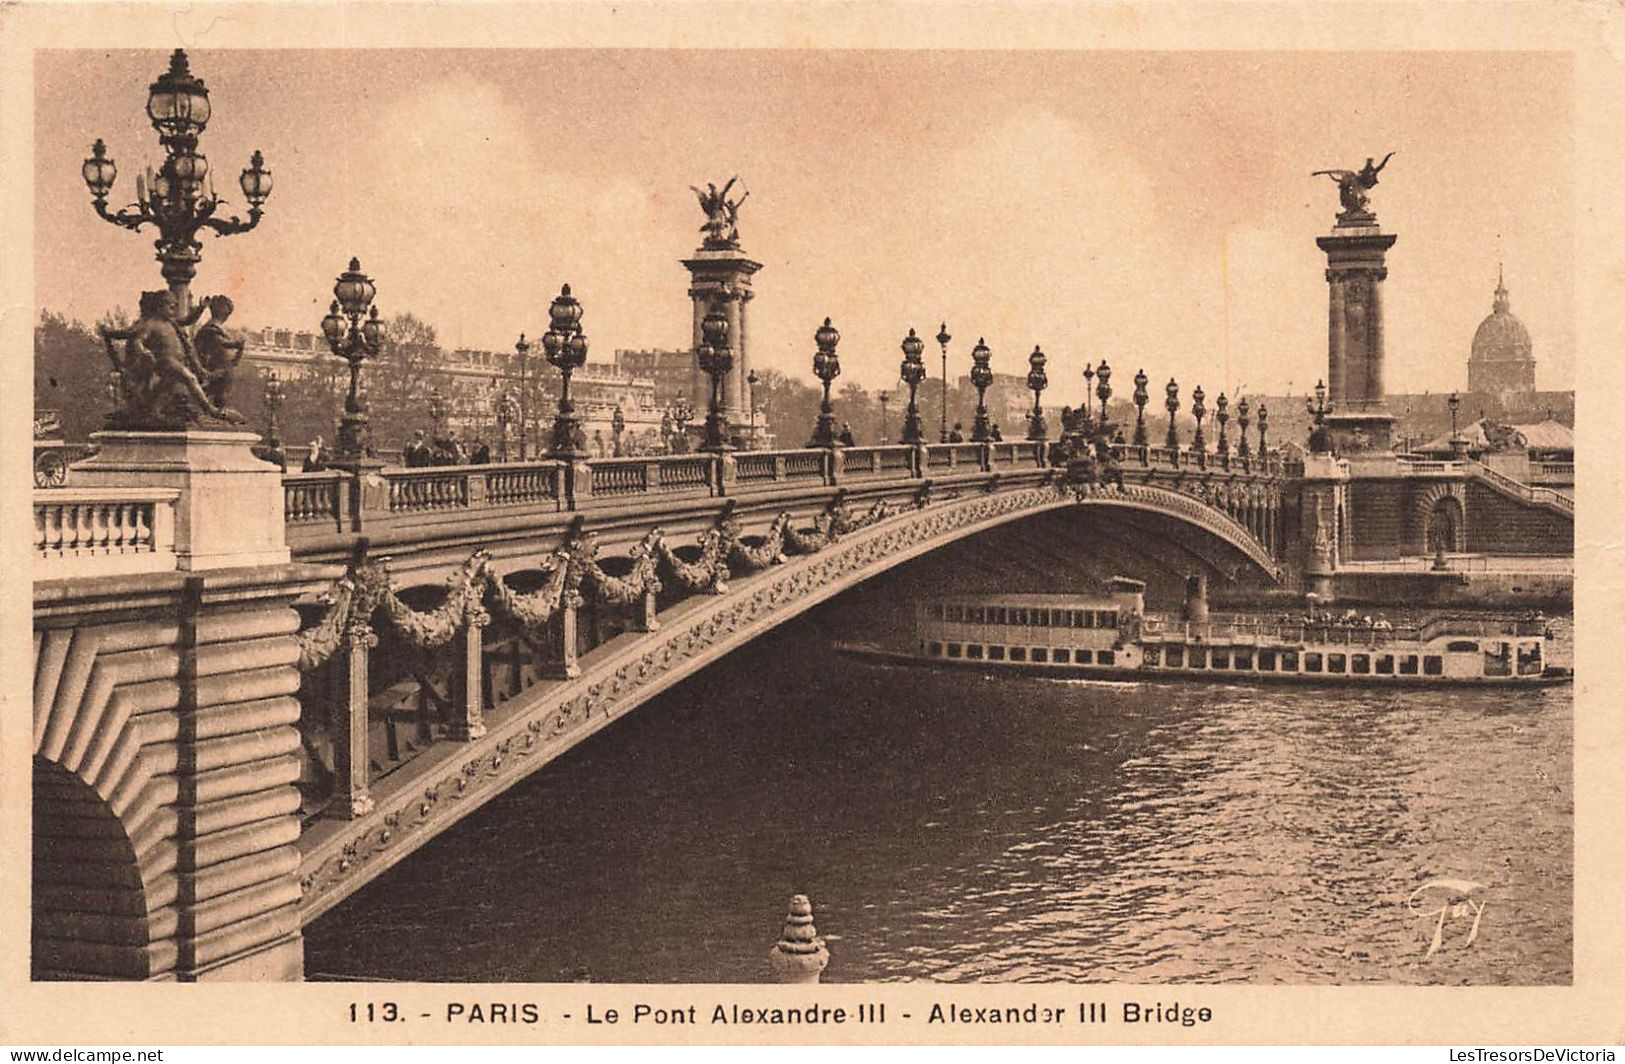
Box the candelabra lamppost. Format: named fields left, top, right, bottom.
left=263, top=369, right=285, bottom=451
left=1448, top=391, right=1461, bottom=441
left=1132, top=368, right=1150, bottom=447
left=968, top=337, right=993, bottom=442
left=746, top=369, right=761, bottom=445
left=81, top=50, right=272, bottom=316
left=1236, top=395, right=1252, bottom=461
left=1307, top=379, right=1331, bottom=453
left=936, top=323, right=952, bottom=443
left=542, top=284, right=589, bottom=459
left=899, top=328, right=927, bottom=445
left=697, top=308, right=735, bottom=452
left=1191, top=385, right=1207, bottom=463
left=1026, top=345, right=1049, bottom=441
left=672, top=397, right=694, bottom=452
left=1215, top=392, right=1230, bottom=464
left=427, top=386, right=448, bottom=439
left=1164, top=378, right=1181, bottom=452
left=513, top=333, right=532, bottom=460
left=494, top=390, right=519, bottom=462
left=612, top=404, right=626, bottom=456
left=319, top=258, right=385, bottom=468
left=1094, top=360, right=1113, bottom=430
left=1257, top=402, right=1270, bottom=459
left=1083, top=363, right=1096, bottom=420
left=809, top=317, right=843, bottom=448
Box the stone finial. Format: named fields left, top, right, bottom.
left=768, top=894, right=829, bottom=984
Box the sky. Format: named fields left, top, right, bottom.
left=34, top=48, right=1574, bottom=407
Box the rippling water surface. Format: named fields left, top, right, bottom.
left=306, top=597, right=1571, bottom=985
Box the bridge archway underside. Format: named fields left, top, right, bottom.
left=296, top=476, right=1281, bottom=920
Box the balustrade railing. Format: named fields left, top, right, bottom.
left=1464, top=460, right=1574, bottom=516
left=284, top=472, right=343, bottom=525
left=387, top=468, right=471, bottom=513
left=484, top=463, right=564, bottom=507
left=657, top=455, right=714, bottom=492
left=35, top=487, right=180, bottom=575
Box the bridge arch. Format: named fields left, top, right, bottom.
left=297, top=479, right=1280, bottom=920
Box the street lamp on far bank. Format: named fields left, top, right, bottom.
left=318, top=257, right=384, bottom=469
left=936, top=323, right=951, bottom=443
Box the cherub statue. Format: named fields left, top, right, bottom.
left=99, top=289, right=245, bottom=427
left=191, top=294, right=245, bottom=409
left=690, top=176, right=749, bottom=246
left=1313, top=151, right=1395, bottom=217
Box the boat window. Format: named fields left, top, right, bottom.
left=1328, top=653, right=1347, bottom=673
left=1211, top=649, right=1231, bottom=669
left=1483, top=642, right=1512, bottom=677
left=1258, top=649, right=1276, bottom=671
left=1008, top=646, right=1025, bottom=662
left=1009, top=608, right=1024, bottom=626
left=1075, top=649, right=1093, bottom=664
left=989, top=645, right=1006, bottom=661
left=1376, top=654, right=1394, bottom=675
left=947, top=643, right=962, bottom=659
left=1281, top=650, right=1299, bottom=671
left=1098, top=650, right=1116, bottom=666
left=927, top=641, right=943, bottom=656
left=1304, top=652, right=1323, bottom=673
left=1352, top=654, right=1370, bottom=674
left=1518, top=642, right=1543, bottom=676
left=1080, top=610, right=1094, bottom=629
left=1053, top=648, right=1070, bottom=664
left=992, top=607, right=1006, bottom=625
left=968, top=607, right=984, bottom=624
left=1446, top=640, right=1478, bottom=653
left=1189, top=647, right=1208, bottom=668
left=946, top=605, right=962, bottom=622
left=1165, top=646, right=1184, bottom=667
left=1234, top=649, right=1254, bottom=670
left=1423, top=655, right=1443, bottom=676
left=930, top=604, right=945, bottom=620
left=1100, top=610, right=1118, bottom=628
left=1142, top=646, right=1160, bottom=666
left=1031, top=647, right=1047, bottom=663
left=1398, top=655, right=1418, bottom=675
left=966, top=644, right=984, bottom=660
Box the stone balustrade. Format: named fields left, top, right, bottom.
left=34, top=487, right=181, bottom=576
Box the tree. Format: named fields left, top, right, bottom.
left=367, top=313, right=457, bottom=451
left=35, top=311, right=113, bottom=441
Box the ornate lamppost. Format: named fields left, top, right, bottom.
left=746, top=369, right=761, bottom=445
left=1164, top=378, right=1181, bottom=451
left=513, top=333, right=532, bottom=460
left=672, top=397, right=694, bottom=452
left=877, top=389, right=892, bottom=445
left=1026, top=345, right=1048, bottom=440
left=428, top=386, right=448, bottom=439
left=1257, top=402, right=1270, bottom=458
left=697, top=308, right=734, bottom=452
left=81, top=50, right=272, bottom=316
left=936, top=323, right=952, bottom=443
left=494, top=390, right=518, bottom=462
left=1236, top=396, right=1252, bottom=461
left=809, top=317, right=842, bottom=448
left=260, top=369, right=285, bottom=468
left=1307, top=379, right=1330, bottom=453
left=542, top=284, right=589, bottom=458
left=900, top=328, right=927, bottom=446
left=1448, top=391, right=1461, bottom=441
left=1191, top=384, right=1207, bottom=463
left=1083, top=363, right=1095, bottom=420
left=611, top=404, right=626, bottom=456
left=1094, top=360, right=1113, bottom=430
left=1132, top=368, right=1150, bottom=447
left=1215, top=391, right=1230, bottom=464
left=968, top=337, right=993, bottom=442
left=318, top=258, right=384, bottom=468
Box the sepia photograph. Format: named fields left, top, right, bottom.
left=5, top=0, right=1619, bottom=1048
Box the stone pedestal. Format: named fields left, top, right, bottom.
left=1317, top=222, right=1398, bottom=456
left=70, top=430, right=291, bottom=570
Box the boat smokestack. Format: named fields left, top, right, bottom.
left=1182, top=574, right=1209, bottom=624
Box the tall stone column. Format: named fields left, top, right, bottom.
left=683, top=247, right=762, bottom=442
left=1316, top=220, right=1397, bottom=455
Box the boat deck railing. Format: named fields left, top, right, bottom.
left=1141, top=611, right=1546, bottom=647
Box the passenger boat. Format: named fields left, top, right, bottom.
left=836, top=576, right=1571, bottom=687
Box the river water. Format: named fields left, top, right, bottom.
left=305, top=572, right=1572, bottom=985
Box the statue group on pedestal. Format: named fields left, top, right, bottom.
left=99, top=290, right=246, bottom=429
left=1313, top=151, right=1394, bottom=221
left=691, top=175, right=749, bottom=248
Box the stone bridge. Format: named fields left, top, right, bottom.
left=30, top=438, right=1290, bottom=981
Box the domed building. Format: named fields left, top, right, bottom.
left=1467, top=267, right=1536, bottom=399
